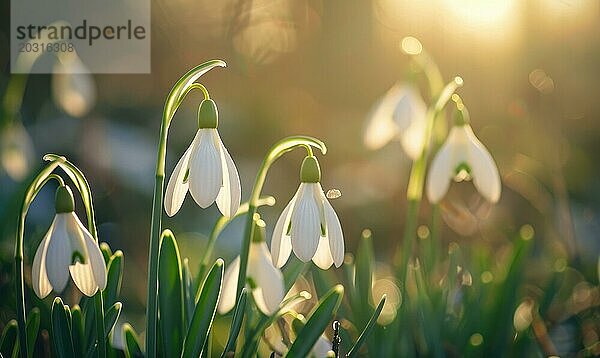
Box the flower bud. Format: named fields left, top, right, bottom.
left=55, top=185, right=75, bottom=213
left=300, top=156, right=321, bottom=183
left=198, top=99, right=219, bottom=129
left=251, top=215, right=267, bottom=243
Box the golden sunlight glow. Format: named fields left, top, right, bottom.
left=441, top=0, right=517, bottom=28
left=401, top=36, right=422, bottom=55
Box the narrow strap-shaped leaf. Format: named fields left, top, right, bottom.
left=346, top=295, right=386, bottom=357
left=104, top=302, right=122, bottom=338
left=286, top=285, right=344, bottom=357
left=220, top=288, right=248, bottom=357
left=355, top=231, right=374, bottom=323
left=0, top=319, right=18, bottom=357
left=103, top=251, right=124, bottom=309
left=122, top=324, right=143, bottom=358
left=283, top=257, right=306, bottom=292
left=79, top=297, right=96, bottom=352
left=158, top=230, right=184, bottom=357
left=51, top=297, right=75, bottom=358
left=182, top=258, right=195, bottom=329
left=182, top=259, right=224, bottom=358
left=100, top=242, right=113, bottom=265
left=70, top=306, right=84, bottom=358
left=25, top=307, right=40, bottom=357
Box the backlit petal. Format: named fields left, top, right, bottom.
left=290, top=184, right=321, bottom=262
left=32, top=222, right=54, bottom=298
left=164, top=136, right=195, bottom=216
left=77, top=215, right=107, bottom=290
left=271, top=189, right=298, bottom=268
left=189, top=129, right=223, bottom=208
left=69, top=262, right=98, bottom=296
left=322, top=195, right=344, bottom=268
left=45, top=214, right=72, bottom=292
left=312, top=237, right=334, bottom=270
left=250, top=242, right=285, bottom=314
left=215, top=131, right=241, bottom=217
left=364, top=84, right=403, bottom=150
left=218, top=256, right=240, bottom=314
left=465, top=126, right=501, bottom=203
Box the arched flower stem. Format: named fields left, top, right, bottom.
left=15, top=155, right=106, bottom=358
left=146, top=60, right=225, bottom=357
left=235, top=136, right=327, bottom=302
left=396, top=78, right=464, bottom=281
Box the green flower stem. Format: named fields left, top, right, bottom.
left=43, top=154, right=106, bottom=358
left=14, top=159, right=64, bottom=358
left=235, top=136, right=326, bottom=302
left=146, top=60, right=226, bottom=357
left=196, top=197, right=275, bottom=287
left=397, top=77, right=463, bottom=279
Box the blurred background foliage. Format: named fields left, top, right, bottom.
left=1, top=0, right=599, bottom=356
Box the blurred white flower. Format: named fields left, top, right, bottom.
left=52, top=54, right=96, bottom=118
left=271, top=156, right=344, bottom=270
left=364, top=84, right=427, bottom=160
left=311, top=335, right=333, bottom=357
left=218, top=240, right=285, bottom=315
left=164, top=99, right=240, bottom=217
left=427, top=124, right=501, bottom=203
left=0, top=122, right=35, bottom=181
left=32, top=185, right=107, bottom=298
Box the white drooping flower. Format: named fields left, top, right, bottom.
left=427, top=123, right=501, bottom=203
left=271, top=156, right=344, bottom=270
left=218, top=220, right=285, bottom=315
left=164, top=99, right=241, bottom=217
left=32, top=185, right=107, bottom=298
left=364, top=84, right=428, bottom=160
left=52, top=53, right=96, bottom=118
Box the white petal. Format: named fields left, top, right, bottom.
left=426, top=126, right=468, bottom=203
left=32, top=223, right=54, bottom=298
left=393, top=85, right=427, bottom=132
left=218, top=256, right=240, bottom=314
left=465, top=126, right=501, bottom=203
left=69, top=262, right=98, bottom=296
left=400, top=116, right=427, bottom=161
left=364, top=84, right=403, bottom=150
left=311, top=336, right=333, bottom=357
left=249, top=242, right=285, bottom=315
left=290, top=184, right=321, bottom=262
left=164, top=137, right=195, bottom=217
left=215, top=131, right=241, bottom=217
left=271, top=190, right=298, bottom=268
left=322, top=195, right=345, bottom=268
left=312, top=237, right=334, bottom=270
left=45, top=214, right=72, bottom=292
left=77, top=215, right=107, bottom=290
left=189, top=129, right=223, bottom=208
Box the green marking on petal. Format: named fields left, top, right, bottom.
left=71, top=251, right=86, bottom=264
left=183, top=168, right=190, bottom=183
left=454, top=162, right=472, bottom=182
left=246, top=276, right=257, bottom=290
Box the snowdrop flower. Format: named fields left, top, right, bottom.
left=364, top=84, right=427, bottom=160
left=427, top=104, right=501, bottom=203
left=164, top=99, right=241, bottom=217
left=32, top=185, right=107, bottom=298
left=218, top=218, right=285, bottom=315
left=52, top=53, right=96, bottom=118
left=271, top=156, right=344, bottom=269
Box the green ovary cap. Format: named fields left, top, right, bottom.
left=300, top=155, right=321, bottom=183
left=198, top=99, right=219, bottom=128
left=55, top=185, right=75, bottom=213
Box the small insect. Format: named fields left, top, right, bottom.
left=326, top=189, right=342, bottom=199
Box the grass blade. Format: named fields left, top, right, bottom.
left=346, top=295, right=386, bottom=357
left=221, top=288, right=248, bottom=357
left=158, top=229, right=185, bottom=357
left=182, top=259, right=224, bottom=358
left=286, top=285, right=344, bottom=357
left=51, top=297, right=74, bottom=358
left=122, top=324, right=143, bottom=358
left=104, top=302, right=122, bottom=338
left=103, top=250, right=124, bottom=309
left=0, top=319, right=18, bottom=357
